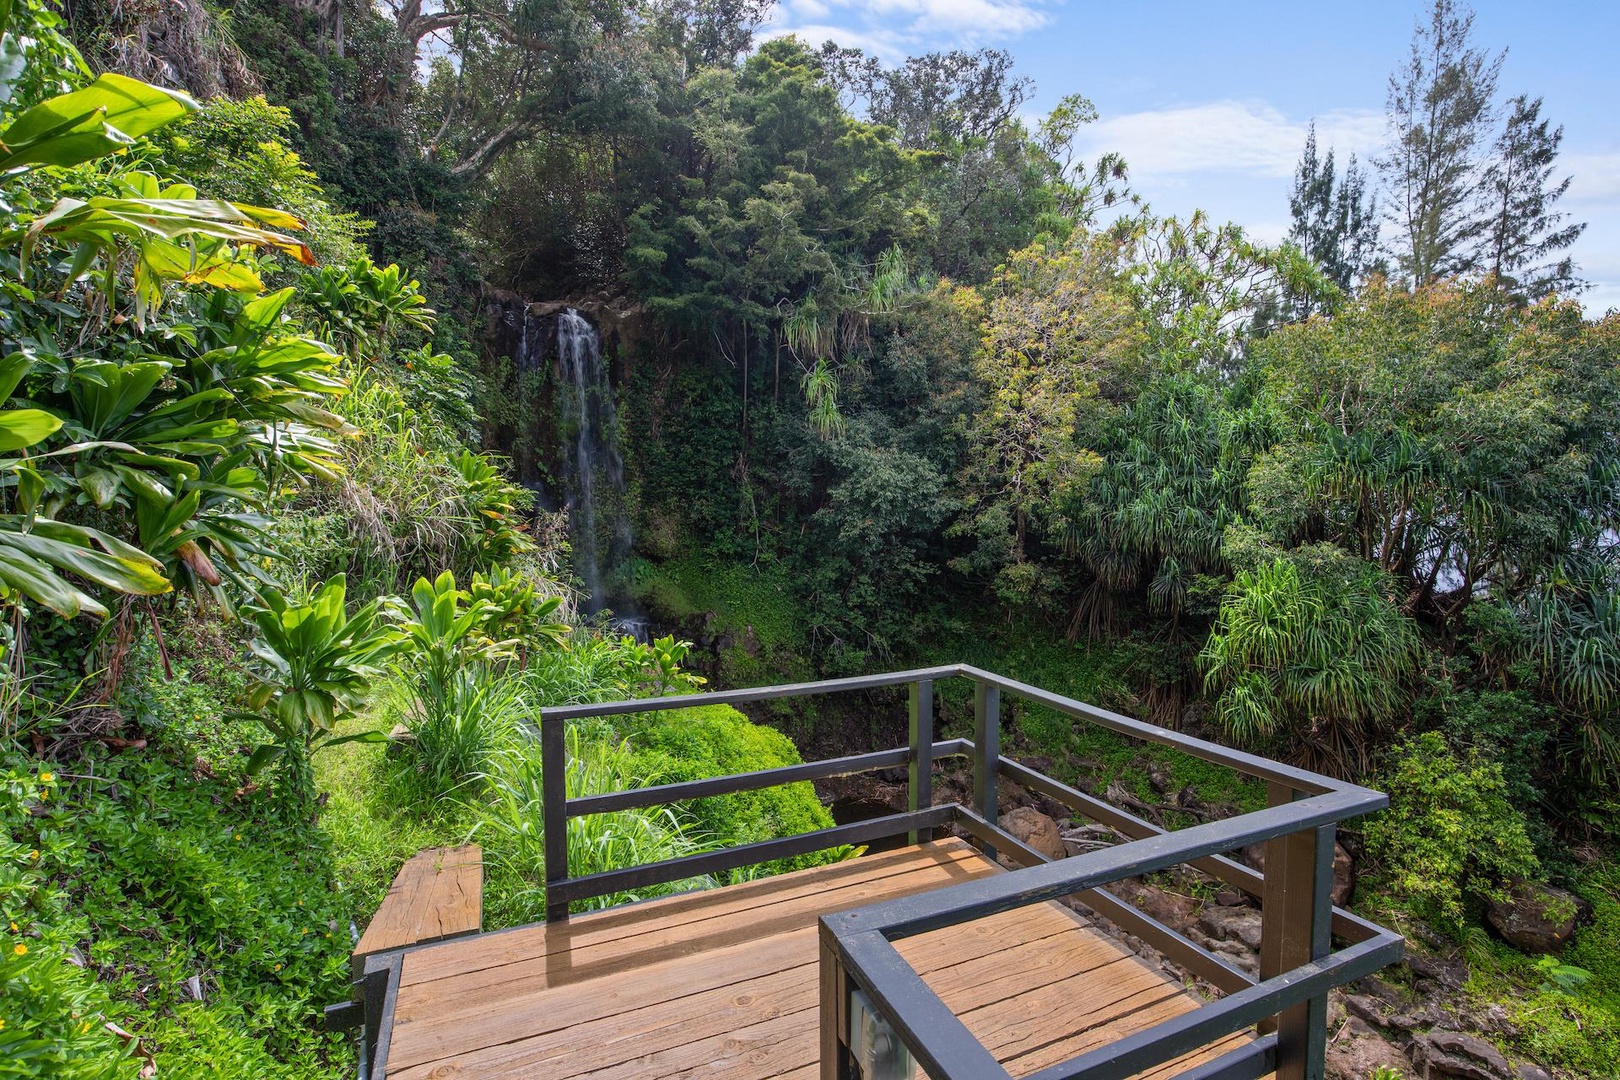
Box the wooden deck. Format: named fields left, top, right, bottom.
left=354, top=845, right=483, bottom=977
left=378, top=838, right=1251, bottom=1080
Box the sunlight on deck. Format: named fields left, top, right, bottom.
left=378, top=838, right=1252, bottom=1080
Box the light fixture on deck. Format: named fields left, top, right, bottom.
left=849, top=988, right=916, bottom=1080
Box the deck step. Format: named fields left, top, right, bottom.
left=353, top=845, right=482, bottom=977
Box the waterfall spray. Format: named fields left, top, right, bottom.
left=556, top=308, right=632, bottom=613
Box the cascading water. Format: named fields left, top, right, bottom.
left=555, top=308, right=632, bottom=615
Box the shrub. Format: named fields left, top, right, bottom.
left=1363, top=732, right=1541, bottom=933
left=622, top=705, right=836, bottom=877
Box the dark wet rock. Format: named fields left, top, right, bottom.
left=1412, top=1030, right=1511, bottom=1080
left=1343, top=993, right=1392, bottom=1027
left=1485, top=880, right=1591, bottom=954
left=1406, top=953, right=1469, bottom=992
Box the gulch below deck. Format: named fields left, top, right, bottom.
left=377, top=838, right=1253, bottom=1080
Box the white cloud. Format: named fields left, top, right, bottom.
left=765, top=0, right=1054, bottom=58
left=1563, top=153, right=1620, bottom=205
left=859, top=0, right=1050, bottom=35
left=758, top=22, right=909, bottom=58
left=1075, top=100, right=1384, bottom=180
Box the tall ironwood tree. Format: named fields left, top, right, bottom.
left=1483, top=94, right=1585, bottom=301
left=1288, top=122, right=1379, bottom=298
left=1377, top=0, right=1502, bottom=286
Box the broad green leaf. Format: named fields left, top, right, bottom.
left=0, top=352, right=29, bottom=400
left=3, top=527, right=170, bottom=595
left=0, top=73, right=196, bottom=170
left=0, top=544, right=106, bottom=618
left=0, top=407, right=60, bottom=451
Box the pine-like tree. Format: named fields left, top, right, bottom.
left=1289, top=122, right=1379, bottom=295
left=1482, top=94, right=1586, bottom=301
left=1377, top=0, right=1503, bottom=285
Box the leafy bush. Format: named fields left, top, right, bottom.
left=1200, top=541, right=1424, bottom=765
left=622, top=704, right=836, bottom=876
left=237, top=576, right=401, bottom=798
left=387, top=670, right=525, bottom=802
left=1363, top=732, right=1541, bottom=933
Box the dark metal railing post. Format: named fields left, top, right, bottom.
left=907, top=679, right=934, bottom=846
left=542, top=714, right=570, bottom=923
left=973, top=680, right=1000, bottom=860
left=1260, top=783, right=1334, bottom=1080
left=818, top=921, right=854, bottom=1080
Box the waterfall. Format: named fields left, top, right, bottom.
left=556, top=308, right=631, bottom=613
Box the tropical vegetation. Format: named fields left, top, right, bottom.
left=0, top=0, right=1614, bottom=1077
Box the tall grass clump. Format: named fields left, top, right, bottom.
left=473, top=725, right=713, bottom=925
left=388, top=570, right=566, bottom=801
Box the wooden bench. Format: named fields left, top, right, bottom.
left=353, top=845, right=483, bottom=978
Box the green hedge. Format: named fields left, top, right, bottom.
left=622, top=705, right=836, bottom=877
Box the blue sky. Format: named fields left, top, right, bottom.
left=762, top=0, right=1620, bottom=311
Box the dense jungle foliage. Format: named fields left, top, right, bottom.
left=0, top=0, right=1615, bottom=1075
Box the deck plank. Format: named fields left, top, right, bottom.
left=354, top=845, right=482, bottom=973
left=383, top=838, right=1260, bottom=1080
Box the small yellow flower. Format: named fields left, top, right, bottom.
left=38, top=772, right=53, bottom=784
left=233, top=834, right=242, bottom=841
left=297, top=900, right=303, bottom=907
left=13, top=943, right=26, bottom=956
left=274, top=963, right=282, bottom=972
left=28, top=850, right=38, bottom=860
left=0, top=1018, right=6, bottom=1031
left=8, top=922, right=16, bottom=932
left=81, top=1020, right=91, bottom=1033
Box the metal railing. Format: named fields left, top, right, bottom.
left=536, top=664, right=1403, bottom=1080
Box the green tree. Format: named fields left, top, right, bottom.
left=1288, top=122, right=1378, bottom=296
left=1199, top=539, right=1425, bottom=769
left=1377, top=0, right=1502, bottom=285
left=1482, top=94, right=1586, bottom=301
left=953, top=234, right=1141, bottom=608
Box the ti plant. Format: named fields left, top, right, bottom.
left=237, top=576, right=402, bottom=798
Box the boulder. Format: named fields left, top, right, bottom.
left=1513, top=1065, right=1553, bottom=1080
left=1411, top=1030, right=1511, bottom=1080
left=999, top=806, right=1065, bottom=862
left=1325, top=1018, right=1408, bottom=1080
left=1486, top=880, right=1591, bottom=954
left=1197, top=905, right=1264, bottom=951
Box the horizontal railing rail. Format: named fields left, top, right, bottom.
left=532, top=664, right=1403, bottom=1080
left=820, top=786, right=1400, bottom=1080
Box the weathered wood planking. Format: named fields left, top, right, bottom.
left=354, top=845, right=483, bottom=976
left=383, top=838, right=1263, bottom=1080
